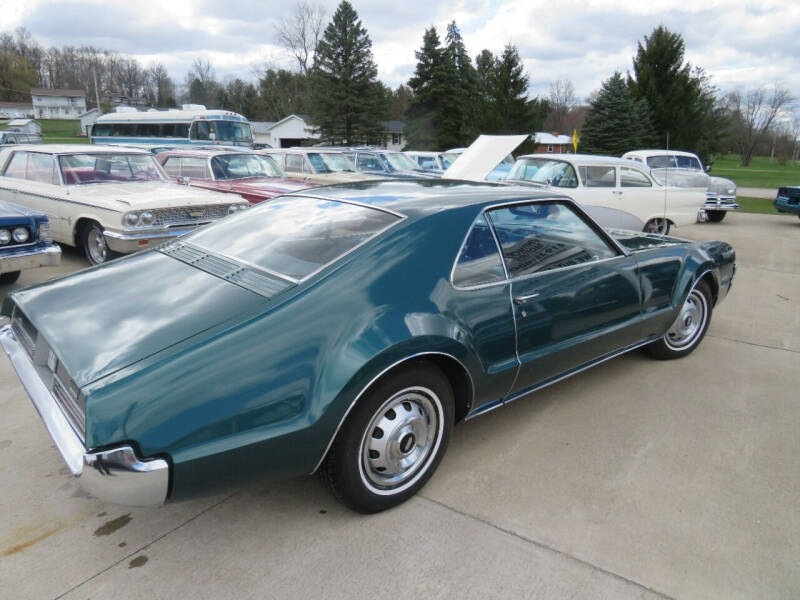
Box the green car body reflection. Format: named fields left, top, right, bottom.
left=0, top=180, right=736, bottom=512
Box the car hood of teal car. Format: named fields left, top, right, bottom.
left=8, top=250, right=271, bottom=387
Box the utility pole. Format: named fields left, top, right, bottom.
left=92, top=65, right=101, bottom=110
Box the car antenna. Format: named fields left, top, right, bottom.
left=664, top=131, right=669, bottom=230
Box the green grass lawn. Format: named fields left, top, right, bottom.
left=0, top=119, right=88, bottom=143
left=735, top=196, right=795, bottom=215
left=711, top=154, right=800, bottom=189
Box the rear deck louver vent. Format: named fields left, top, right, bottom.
left=159, top=242, right=293, bottom=299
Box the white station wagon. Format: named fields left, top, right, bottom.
left=503, top=154, right=706, bottom=234
left=0, top=145, right=248, bottom=265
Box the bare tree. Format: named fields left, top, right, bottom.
left=725, top=83, right=795, bottom=166
left=544, top=79, right=577, bottom=132
left=148, top=62, right=174, bottom=106
left=274, top=2, right=327, bottom=76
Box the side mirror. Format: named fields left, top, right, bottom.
left=177, top=176, right=191, bottom=185
left=209, top=132, right=216, bottom=141
left=705, top=165, right=711, bottom=173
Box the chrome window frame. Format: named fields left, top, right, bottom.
left=450, top=197, right=629, bottom=291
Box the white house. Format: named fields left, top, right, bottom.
left=0, top=101, right=34, bottom=119
left=79, top=108, right=102, bottom=136
left=251, top=114, right=406, bottom=150
left=7, top=118, right=42, bottom=136
left=31, top=88, right=87, bottom=119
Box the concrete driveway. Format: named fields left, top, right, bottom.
left=1, top=213, right=798, bottom=599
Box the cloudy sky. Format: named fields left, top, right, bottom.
left=2, top=0, right=798, bottom=102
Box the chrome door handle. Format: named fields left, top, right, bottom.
left=514, top=293, right=540, bottom=305
left=612, top=190, right=623, bottom=195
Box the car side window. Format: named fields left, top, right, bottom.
left=162, top=157, right=181, bottom=177
left=25, top=152, right=57, bottom=185
left=452, top=213, right=506, bottom=288
left=182, top=157, right=210, bottom=178
left=487, top=202, right=618, bottom=278
left=3, top=152, right=28, bottom=178
left=579, top=166, right=617, bottom=188
left=285, top=154, right=304, bottom=172
left=620, top=167, right=652, bottom=188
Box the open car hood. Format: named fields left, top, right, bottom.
left=443, top=135, right=528, bottom=181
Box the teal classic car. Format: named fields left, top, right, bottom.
left=774, top=186, right=800, bottom=218
left=0, top=181, right=736, bottom=513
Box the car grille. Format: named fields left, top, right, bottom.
left=10, top=309, right=85, bottom=441
left=152, top=204, right=231, bottom=227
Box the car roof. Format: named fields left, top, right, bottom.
left=158, top=149, right=256, bottom=158
left=268, top=148, right=344, bottom=155
left=622, top=149, right=697, bottom=158
left=0, top=144, right=151, bottom=155
left=517, top=153, right=646, bottom=167
left=289, top=179, right=569, bottom=219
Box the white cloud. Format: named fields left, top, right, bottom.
left=2, top=0, right=798, bottom=102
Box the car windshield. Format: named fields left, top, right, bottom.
left=383, top=152, right=422, bottom=171
left=507, top=158, right=574, bottom=186
left=440, top=153, right=459, bottom=168
left=212, top=120, right=253, bottom=143
left=307, top=152, right=357, bottom=173
left=646, top=155, right=702, bottom=170
left=210, top=153, right=285, bottom=180
left=59, top=153, right=166, bottom=184
left=186, top=196, right=400, bottom=280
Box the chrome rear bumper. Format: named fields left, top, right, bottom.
left=0, top=243, right=61, bottom=274
left=0, top=323, right=169, bottom=506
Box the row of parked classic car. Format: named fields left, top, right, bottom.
left=0, top=140, right=737, bottom=282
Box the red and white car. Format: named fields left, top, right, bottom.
left=157, top=149, right=313, bottom=204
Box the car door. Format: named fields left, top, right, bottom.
left=486, top=201, right=642, bottom=396
left=16, top=152, right=69, bottom=240
left=575, top=164, right=620, bottom=208
left=450, top=213, right=519, bottom=411
left=618, top=166, right=663, bottom=221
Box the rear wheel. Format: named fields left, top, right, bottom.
left=706, top=211, right=726, bottom=222
left=644, top=218, right=671, bottom=235
left=647, top=280, right=712, bottom=359
left=0, top=271, right=21, bottom=284
left=320, top=362, right=454, bottom=513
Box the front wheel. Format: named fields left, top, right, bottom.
left=0, top=271, right=21, bottom=285
left=706, top=211, right=726, bottom=222
left=320, top=362, right=454, bottom=513
left=644, top=218, right=671, bottom=235
left=646, top=280, right=712, bottom=359
left=80, top=221, right=115, bottom=265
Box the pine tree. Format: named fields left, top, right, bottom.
left=581, top=72, right=655, bottom=155
left=442, top=21, right=479, bottom=146
left=308, top=1, right=386, bottom=144
left=405, top=27, right=446, bottom=149
left=628, top=25, right=722, bottom=161
left=490, top=44, right=531, bottom=134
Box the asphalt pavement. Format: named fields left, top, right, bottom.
left=1, top=213, right=798, bottom=599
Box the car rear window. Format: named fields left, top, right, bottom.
left=185, top=196, right=400, bottom=280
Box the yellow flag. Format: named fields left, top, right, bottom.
left=572, top=128, right=579, bottom=153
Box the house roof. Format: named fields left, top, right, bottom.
left=381, top=120, right=405, bottom=133
left=0, top=101, right=33, bottom=109
left=249, top=121, right=277, bottom=134
left=533, top=132, right=572, bottom=144
left=30, top=88, right=86, bottom=98
left=7, top=118, right=38, bottom=126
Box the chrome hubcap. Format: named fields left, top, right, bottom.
left=645, top=218, right=668, bottom=234
left=666, top=289, right=706, bottom=349
left=87, top=229, right=108, bottom=264
left=360, top=388, right=440, bottom=491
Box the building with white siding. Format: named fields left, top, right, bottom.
left=31, top=88, right=87, bottom=119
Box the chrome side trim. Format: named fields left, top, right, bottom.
left=465, top=337, right=658, bottom=420
left=310, top=351, right=475, bottom=474
left=0, top=324, right=169, bottom=506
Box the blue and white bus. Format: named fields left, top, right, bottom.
left=90, top=105, right=253, bottom=149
